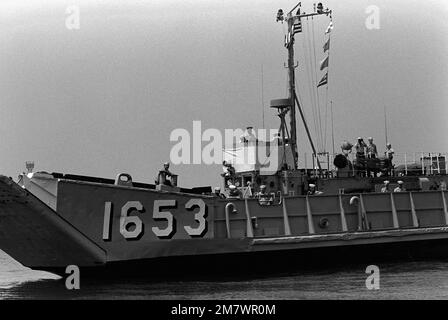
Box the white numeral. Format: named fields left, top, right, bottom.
left=120, top=201, right=143, bottom=239
left=102, top=202, right=112, bottom=240
left=151, top=200, right=176, bottom=238
left=184, top=199, right=207, bottom=237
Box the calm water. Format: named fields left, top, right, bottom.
left=2, top=249, right=448, bottom=300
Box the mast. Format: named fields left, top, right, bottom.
left=278, top=2, right=331, bottom=172
left=286, top=12, right=298, bottom=170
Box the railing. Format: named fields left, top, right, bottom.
left=298, top=152, right=448, bottom=177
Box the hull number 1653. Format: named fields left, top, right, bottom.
left=102, top=199, right=208, bottom=240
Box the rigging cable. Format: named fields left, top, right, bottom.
left=295, top=72, right=312, bottom=164
left=311, top=16, right=324, bottom=153
left=261, top=64, right=265, bottom=129
left=322, top=16, right=333, bottom=155
left=302, top=19, right=317, bottom=146
left=304, top=17, right=321, bottom=152
left=323, top=32, right=331, bottom=153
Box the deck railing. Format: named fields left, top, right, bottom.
left=298, top=152, right=448, bottom=177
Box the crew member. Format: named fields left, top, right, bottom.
left=256, top=185, right=273, bottom=205
left=385, top=143, right=394, bottom=161
left=382, top=143, right=395, bottom=177
left=341, top=141, right=353, bottom=157
left=228, top=185, right=241, bottom=199
left=354, top=137, right=367, bottom=177
left=394, top=181, right=404, bottom=192
left=307, top=184, right=323, bottom=195
left=355, top=137, right=367, bottom=159
left=381, top=180, right=390, bottom=193
left=366, top=137, right=378, bottom=159
left=156, top=162, right=174, bottom=186
left=214, top=187, right=226, bottom=199
left=240, top=126, right=257, bottom=143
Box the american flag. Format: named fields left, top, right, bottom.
left=293, top=18, right=302, bottom=34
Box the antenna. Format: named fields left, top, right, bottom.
left=384, top=105, right=388, bottom=145
left=261, top=64, right=265, bottom=128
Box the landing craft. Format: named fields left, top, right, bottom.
left=1, top=2, right=448, bottom=276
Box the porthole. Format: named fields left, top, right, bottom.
left=319, top=218, right=329, bottom=229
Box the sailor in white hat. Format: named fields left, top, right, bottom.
left=228, top=184, right=241, bottom=199
left=240, top=126, right=257, bottom=143
left=385, top=142, right=394, bottom=160
left=257, top=185, right=273, bottom=205
left=307, top=183, right=323, bottom=195
left=381, top=180, right=390, bottom=193
left=394, top=180, right=404, bottom=193
left=366, top=137, right=378, bottom=159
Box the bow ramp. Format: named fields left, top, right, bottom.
left=0, top=175, right=106, bottom=268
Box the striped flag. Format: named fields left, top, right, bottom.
left=284, top=32, right=293, bottom=48
left=323, top=38, right=330, bottom=53
left=319, top=56, right=329, bottom=70
left=325, top=21, right=334, bottom=34
left=317, top=72, right=328, bottom=88
left=293, top=17, right=302, bottom=34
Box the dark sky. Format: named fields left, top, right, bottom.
left=1, top=0, right=447, bottom=187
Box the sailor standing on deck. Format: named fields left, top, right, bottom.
left=366, top=137, right=378, bottom=159
left=156, top=162, right=174, bottom=186
left=385, top=143, right=394, bottom=161
left=381, top=180, right=390, bottom=193
left=394, top=181, right=404, bottom=192
left=365, top=137, right=379, bottom=177
left=256, top=185, right=273, bottom=205
left=240, top=126, right=257, bottom=144
left=256, top=184, right=273, bottom=205
left=228, top=185, right=242, bottom=199
left=384, top=143, right=395, bottom=177
left=354, top=137, right=367, bottom=177
left=355, top=137, right=367, bottom=159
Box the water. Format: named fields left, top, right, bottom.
left=2, top=250, right=448, bottom=299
